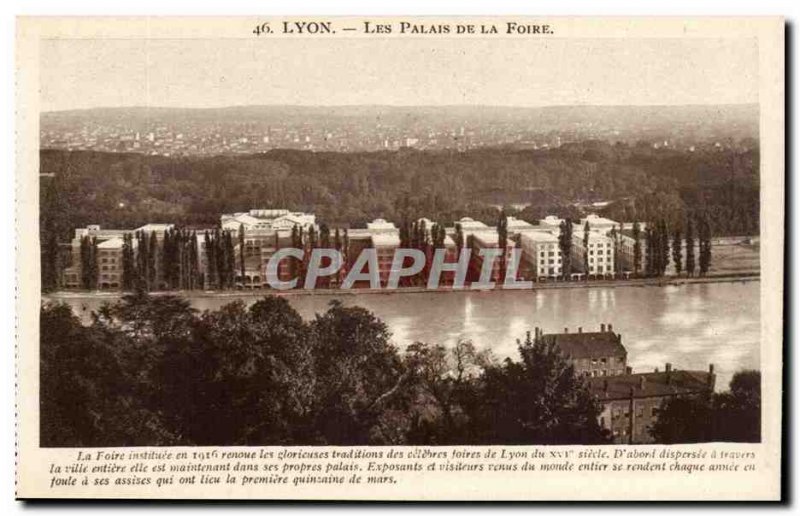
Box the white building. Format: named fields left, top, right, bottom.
left=519, top=230, right=562, bottom=280
left=220, top=209, right=316, bottom=232
left=572, top=230, right=615, bottom=278
left=577, top=213, right=619, bottom=234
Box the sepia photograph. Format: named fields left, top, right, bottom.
left=14, top=15, right=784, bottom=500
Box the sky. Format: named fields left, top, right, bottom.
left=39, top=37, right=759, bottom=111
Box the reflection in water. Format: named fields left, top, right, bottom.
left=49, top=281, right=760, bottom=391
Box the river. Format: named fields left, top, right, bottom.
left=47, top=280, right=760, bottom=391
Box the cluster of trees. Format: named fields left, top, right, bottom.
left=41, top=295, right=761, bottom=447
left=41, top=294, right=611, bottom=446
left=651, top=370, right=761, bottom=443
left=397, top=219, right=449, bottom=287
left=549, top=213, right=714, bottom=279
left=161, top=228, right=202, bottom=290
left=39, top=143, right=758, bottom=290
left=120, top=231, right=157, bottom=290
left=639, top=215, right=713, bottom=277
left=288, top=223, right=350, bottom=288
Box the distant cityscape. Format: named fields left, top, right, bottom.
left=40, top=104, right=759, bottom=156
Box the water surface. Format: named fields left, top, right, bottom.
left=50, top=281, right=761, bottom=391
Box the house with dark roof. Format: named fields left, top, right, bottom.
left=589, top=363, right=716, bottom=444
left=536, top=324, right=627, bottom=377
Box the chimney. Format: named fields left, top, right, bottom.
left=709, top=363, right=715, bottom=375
left=625, top=366, right=633, bottom=375
left=654, top=367, right=659, bottom=373
left=665, top=363, right=672, bottom=385
left=578, top=327, right=583, bottom=333
left=608, top=323, right=613, bottom=332
left=639, top=376, right=646, bottom=390
left=601, top=323, right=606, bottom=332
left=665, top=363, right=672, bottom=373
left=564, top=327, right=568, bottom=333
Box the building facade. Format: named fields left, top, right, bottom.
left=589, top=364, right=716, bottom=444
left=538, top=324, right=628, bottom=377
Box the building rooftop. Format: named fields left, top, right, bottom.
left=372, top=233, right=401, bottom=247
left=506, top=216, right=534, bottom=230
left=457, top=217, right=489, bottom=230
left=96, top=237, right=124, bottom=249
left=470, top=229, right=516, bottom=248
left=589, top=369, right=714, bottom=401
left=366, top=218, right=398, bottom=231
left=539, top=215, right=564, bottom=226
left=572, top=230, right=613, bottom=243
left=520, top=231, right=559, bottom=243
left=135, top=223, right=175, bottom=234
left=541, top=328, right=626, bottom=360
left=221, top=209, right=316, bottom=231
left=580, top=213, right=619, bottom=228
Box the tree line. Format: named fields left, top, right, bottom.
left=40, top=294, right=608, bottom=446
left=39, top=143, right=758, bottom=290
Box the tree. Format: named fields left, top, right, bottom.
left=403, top=340, right=492, bottom=444
left=238, top=223, right=246, bottom=287
left=204, top=231, right=216, bottom=289
left=685, top=218, right=696, bottom=277
left=80, top=235, right=97, bottom=289
left=649, top=395, right=712, bottom=444
left=558, top=219, right=573, bottom=280
left=497, top=210, right=508, bottom=283
left=651, top=370, right=760, bottom=444
left=711, top=370, right=760, bottom=442
left=699, top=214, right=712, bottom=275
left=121, top=232, right=135, bottom=290
left=659, top=220, right=670, bottom=276
left=40, top=302, right=174, bottom=446
left=474, top=331, right=610, bottom=444
left=644, top=225, right=655, bottom=276
left=632, top=221, right=642, bottom=275
left=454, top=223, right=465, bottom=251
left=157, top=297, right=314, bottom=444
left=308, top=301, right=408, bottom=444
left=582, top=221, right=590, bottom=276
left=148, top=231, right=158, bottom=288
left=671, top=228, right=683, bottom=276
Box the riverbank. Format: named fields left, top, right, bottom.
left=44, top=272, right=760, bottom=301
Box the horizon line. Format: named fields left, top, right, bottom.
left=41, top=102, right=760, bottom=115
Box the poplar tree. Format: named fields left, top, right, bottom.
left=558, top=219, right=573, bottom=280
left=239, top=224, right=246, bottom=287
left=672, top=228, right=683, bottom=276
left=122, top=233, right=134, bottom=290
left=685, top=218, right=696, bottom=277
left=582, top=221, right=590, bottom=276
left=224, top=230, right=236, bottom=288
left=497, top=211, right=508, bottom=283
left=204, top=231, right=215, bottom=289
left=699, top=214, right=712, bottom=276
left=632, top=221, right=642, bottom=276
left=659, top=220, right=670, bottom=277
left=645, top=225, right=655, bottom=277
left=455, top=223, right=465, bottom=251
left=148, top=231, right=158, bottom=289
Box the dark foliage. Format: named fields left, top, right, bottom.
left=39, top=144, right=758, bottom=289
left=41, top=296, right=612, bottom=447
left=650, top=370, right=761, bottom=443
